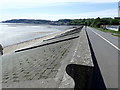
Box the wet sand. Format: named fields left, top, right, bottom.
left=3, top=29, right=74, bottom=54
left=3, top=34, right=55, bottom=54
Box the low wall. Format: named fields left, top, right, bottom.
left=59, top=26, right=94, bottom=89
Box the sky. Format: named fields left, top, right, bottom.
left=0, top=0, right=119, bottom=21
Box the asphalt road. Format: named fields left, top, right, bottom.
left=86, top=27, right=119, bottom=88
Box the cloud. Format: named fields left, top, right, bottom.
left=1, top=0, right=119, bottom=3
left=0, top=0, right=118, bottom=21
left=0, top=0, right=68, bottom=9
left=0, top=8, right=117, bottom=21
left=78, top=9, right=117, bottom=18
left=0, top=0, right=119, bottom=8
left=50, top=8, right=118, bottom=19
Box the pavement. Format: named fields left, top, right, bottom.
left=86, top=27, right=119, bottom=88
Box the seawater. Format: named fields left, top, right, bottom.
left=0, top=23, right=73, bottom=47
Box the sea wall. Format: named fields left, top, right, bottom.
left=2, top=26, right=94, bottom=89
left=59, top=26, right=94, bottom=89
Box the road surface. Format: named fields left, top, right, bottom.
left=86, top=27, right=118, bottom=88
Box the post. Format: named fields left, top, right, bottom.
left=0, top=44, right=3, bottom=56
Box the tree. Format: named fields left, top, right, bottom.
left=110, top=19, right=119, bottom=25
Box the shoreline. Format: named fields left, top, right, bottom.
left=3, top=33, right=56, bottom=54
left=3, top=28, right=74, bottom=54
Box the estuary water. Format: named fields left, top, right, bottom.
left=0, top=23, right=73, bottom=47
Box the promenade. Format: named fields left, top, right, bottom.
left=1, top=26, right=93, bottom=88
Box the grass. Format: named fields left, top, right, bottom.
left=94, top=27, right=120, bottom=37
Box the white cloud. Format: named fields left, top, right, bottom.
left=78, top=9, right=117, bottom=18
left=0, top=9, right=117, bottom=21
left=0, top=0, right=119, bottom=9
left=1, top=0, right=119, bottom=3
left=0, top=0, right=118, bottom=21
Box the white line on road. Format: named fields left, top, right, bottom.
left=90, top=29, right=120, bottom=51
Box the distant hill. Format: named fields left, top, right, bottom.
left=2, top=19, right=73, bottom=25
left=2, top=18, right=120, bottom=27
left=2, top=19, right=52, bottom=24
left=1, top=19, right=87, bottom=25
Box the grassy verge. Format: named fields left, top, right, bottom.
left=93, top=27, right=120, bottom=37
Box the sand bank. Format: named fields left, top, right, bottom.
left=3, top=34, right=55, bottom=54
left=3, top=29, right=74, bottom=54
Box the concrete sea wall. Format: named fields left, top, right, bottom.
left=1, top=26, right=94, bottom=89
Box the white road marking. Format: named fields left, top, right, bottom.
left=90, top=29, right=120, bottom=51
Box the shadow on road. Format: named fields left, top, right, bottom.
left=66, top=64, right=93, bottom=89
left=86, top=29, right=106, bottom=89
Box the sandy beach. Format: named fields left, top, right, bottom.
left=3, top=28, right=74, bottom=54
left=3, top=33, right=56, bottom=54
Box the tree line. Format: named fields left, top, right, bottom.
left=2, top=17, right=120, bottom=28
